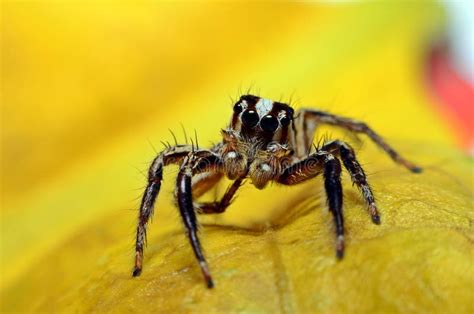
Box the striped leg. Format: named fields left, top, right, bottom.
left=278, top=152, right=345, bottom=258
left=296, top=109, right=422, bottom=172
left=322, top=140, right=380, bottom=224
left=176, top=153, right=223, bottom=288
left=133, top=145, right=193, bottom=277
left=133, top=146, right=218, bottom=277
left=324, top=155, right=345, bottom=258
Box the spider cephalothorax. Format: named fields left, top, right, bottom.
left=222, top=95, right=295, bottom=188
left=132, top=94, right=422, bottom=288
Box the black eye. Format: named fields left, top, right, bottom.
left=260, top=115, right=279, bottom=133
left=280, top=116, right=291, bottom=127
left=233, top=103, right=243, bottom=113
left=241, top=110, right=259, bottom=128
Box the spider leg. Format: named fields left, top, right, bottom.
left=133, top=145, right=195, bottom=277
left=177, top=153, right=222, bottom=288
left=194, top=177, right=245, bottom=214
left=296, top=109, right=422, bottom=172
left=132, top=145, right=218, bottom=277
left=324, top=155, right=345, bottom=258
left=323, top=140, right=380, bottom=224
left=277, top=152, right=345, bottom=258
left=190, top=142, right=226, bottom=199
left=191, top=171, right=224, bottom=199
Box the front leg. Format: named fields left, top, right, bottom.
left=133, top=146, right=218, bottom=277
left=297, top=109, right=422, bottom=173
left=176, top=152, right=223, bottom=288
left=277, top=152, right=345, bottom=258
left=133, top=145, right=195, bottom=277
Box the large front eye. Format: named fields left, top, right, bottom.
left=241, top=110, right=259, bottom=128
left=260, top=115, right=279, bottom=133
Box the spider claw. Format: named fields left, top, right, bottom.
left=399, top=158, right=423, bottom=173
left=206, top=277, right=215, bottom=289
left=199, top=261, right=214, bottom=289
left=371, top=214, right=381, bottom=225
left=132, top=267, right=142, bottom=277
left=368, top=203, right=380, bottom=225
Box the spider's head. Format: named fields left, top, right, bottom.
left=230, top=94, right=294, bottom=144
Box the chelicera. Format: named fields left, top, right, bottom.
left=132, top=94, right=422, bottom=288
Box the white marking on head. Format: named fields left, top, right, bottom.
left=255, top=98, right=274, bottom=117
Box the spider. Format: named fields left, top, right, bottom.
left=132, top=94, right=421, bottom=288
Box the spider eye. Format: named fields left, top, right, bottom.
left=260, top=115, right=279, bottom=133
left=280, top=116, right=291, bottom=127
left=233, top=103, right=243, bottom=113
left=241, top=110, right=259, bottom=128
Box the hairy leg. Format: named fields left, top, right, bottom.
left=278, top=152, right=345, bottom=258
left=324, top=155, right=345, bottom=258
left=133, top=145, right=194, bottom=276
left=176, top=153, right=223, bottom=288
left=296, top=109, right=422, bottom=172
left=133, top=146, right=218, bottom=277
left=322, top=140, right=380, bottom=224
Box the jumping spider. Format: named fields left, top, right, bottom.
left=132, top=94, right=421, bottom=288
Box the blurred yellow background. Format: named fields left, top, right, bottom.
left=1, top=1, right=472, bottom=313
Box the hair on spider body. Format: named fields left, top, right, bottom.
left=133, top=94, right=422, bottom=288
